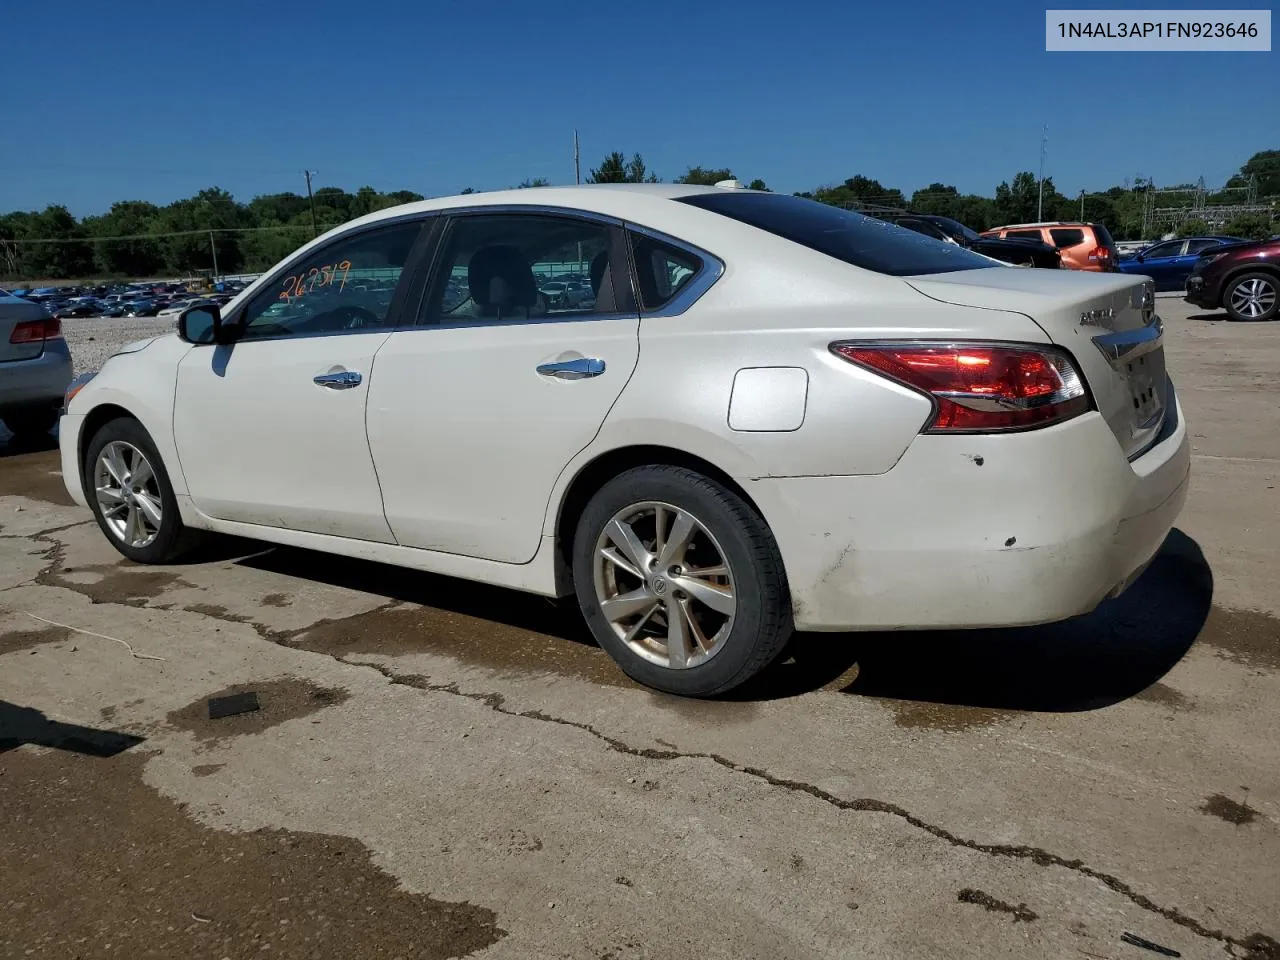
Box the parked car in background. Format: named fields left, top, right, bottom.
left=0, top=290, right=72, bottom=440
left=156, top=298, right=215, bottom=318
left=882, top=214, right=1061, bottom=268
left=1185, top=235, right=1280, bottom=321
left=52, top=300, right=104, bottom=319
left=1118, top=236, right=1244, bottom=291
left=982, top=222, right=1120, bottom=272
left=60, top=184, right=1187, bottom=697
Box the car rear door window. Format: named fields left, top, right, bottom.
left=1144, top=241, right=1183, bottom=259
left=680, top=192, right=993, bottom=277
left=1006, top=229, right=1045, bottom=242
left=1185, top=239, right=1223, bottom=255
left=236, top=220, right=424, bottom=341
left=424, top=214, right=622, bottom=324
left=1049, top=228, right=1086, bottom=248
left=628, top=231, right=706, bottom=311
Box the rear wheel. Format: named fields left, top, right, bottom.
left=2, top=406, right=58, bottom=440
left=572, top=465, right=792, bottom=697
left=84, top=417, right=198, bottom=563
left=1223, top=272, right=1278, bottom=322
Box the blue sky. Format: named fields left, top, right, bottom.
left=3, top=0, right=1274, bottom=215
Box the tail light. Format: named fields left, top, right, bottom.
left=8, top=318, right=61, bottom=344
left=831, top=342, right=1091, bottom=432
left=1089, top=245, right=1115, bottom=270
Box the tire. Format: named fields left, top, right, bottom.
left=2, top=406, right=58, bottom=440
left=1223, top=272, right=1279, bottom=322
left=571, top=464, right=792, bottom=697
left=84, top=417, right=199, bottom=564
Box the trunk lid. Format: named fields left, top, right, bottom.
left=906, top=268, right=1166, bottom=459
left=0, top=294, right=54, bottom=363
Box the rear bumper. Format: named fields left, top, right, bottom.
left=755, top=389, right=1190, bottom=631
left=0, top=338, right=73, bottom=410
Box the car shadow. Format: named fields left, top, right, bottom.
left=0, top=430, right=58, bottom=459
left=732, top=528, right=1212, bottom=712
left=0, top=701, right=146, bottom=756
left=228, top=527, right=1211, bottom=714
left=236, top=546, right=596, bottom=646
left=1188, top=311, right=1228, bottom=322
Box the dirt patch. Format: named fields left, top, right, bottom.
left=1200, top=793, right=1257, bottom=826
left=289, top=604, right=626, bottom=686
left=0, top=625, right=71, bottom=655
left=191, top=763, right=225, bottom=777
left=1196, top=606, right=1280, bottom=672
left=1135, top=682, right=1192, bottom=710
left=876, top=699, right=1013, bottom=733
left=261, top=592, right=292, bottom=607
left=957, top=888, right=1038, bottom=922
left=167, top=677, right=350, bottom=744
left=0, top=447, right=75, bottom=505
left=43, top=560, right=194, bottom=606
left=0, top=748, right=504, bottom=959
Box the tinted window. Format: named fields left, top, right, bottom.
left=237, top=220, right=422, bottom=340
left=629, top=232, right=705, bottom=311
left=1144, top=241, right=1183, bottom=259
left=895, top=218, right=950, bottom=241
left=1185, top=238, right=1222, bottom=255
left=679, top=192, right=994, bottom=276
left=931, top=216, right=981, bottom=243
left=1091, top=223, right=1116, bottom=248
left=1049, top=228, right=1086, bottom=248
left=1006, top=229, right=1044, bottom=241
left=426, top=214, right=617, bottom=324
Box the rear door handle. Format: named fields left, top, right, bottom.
left=313, top=370, right=362, bottom=389
left=535, top=357, right=606, bottom=380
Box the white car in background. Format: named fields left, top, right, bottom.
left=59, top=184, right=1189, bottom=696
left=156, top=298, right=215, bottom=319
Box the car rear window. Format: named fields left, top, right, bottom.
left=678, top=192, right=995, bottom=277
left=1090, top=223, right=1117, bottom=250
left=1050, top=228, right=1086, bottom=248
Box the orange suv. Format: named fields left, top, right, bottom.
left=981, top=222, right=1119, bottom=272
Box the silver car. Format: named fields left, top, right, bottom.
left=0, top=289, right=73, bottom=440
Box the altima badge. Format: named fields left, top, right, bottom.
left=1080, top=307, right=1115, bottom=326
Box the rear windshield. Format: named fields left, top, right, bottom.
left=1091, top=223, right=1117, bottom=249
left=679, top=192, right=996, bottom=277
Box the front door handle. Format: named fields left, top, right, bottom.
left=313, top=370, right=362, bottom=389
left=535, top=357, right=606, bottom=380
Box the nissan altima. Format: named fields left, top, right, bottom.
left=59, top=184, right=1189, bottom=696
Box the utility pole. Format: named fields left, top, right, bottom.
left=304, top=170, right=319, bottom=237
left=1037, top=124, right=1048, bottom=221
left=209, top=230, right=218, bottom=281
left=1080, top=189, right=1085, bottom=220
left=573, top=129, right=581, bottom=185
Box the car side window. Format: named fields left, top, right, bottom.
left=1006, top=229, right=1044, bottom=242
left=236, top=220, right=423, bottom=341
left=629, top=232, right=704, bottom=311
left=425, top=214, right=618, bottom=324
left=1185, top=239, right=1221, bottom=255
left=1049, top=228, right=1086, bottom=248
left=1145, top=241, right=1182, bottom=259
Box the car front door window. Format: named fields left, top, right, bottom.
left=236, top=221, right=424, bottom=340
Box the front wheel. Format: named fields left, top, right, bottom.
left=1224, top=272, right=1278, bottom=322
left=572, top=465, right=792, bottom=697
left=84, top=417, right=199, bottom=564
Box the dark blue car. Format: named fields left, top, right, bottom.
left=1118, top=236, right=1243, bottom=291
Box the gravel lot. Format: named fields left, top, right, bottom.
left=61, top=314, right=176, bottom=376
left=2, top=299, right=1278, bottom=960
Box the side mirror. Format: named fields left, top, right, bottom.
left=177, top=304, right=227, bottom=345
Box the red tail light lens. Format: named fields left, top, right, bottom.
left=1089, top=245, right=1115, bottom=268
left=8, top=318, right=61, bottom=344
left=831, top=342, right=1091, bottom=432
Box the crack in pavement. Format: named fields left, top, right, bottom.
left=12, top=524, right=1280, bottom=958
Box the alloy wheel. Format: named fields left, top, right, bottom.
left=592, top=501, right=736, bottom=670
left=94, top=440, right=163, bottom=548
left=1230, top=277, right=1277, bottom=319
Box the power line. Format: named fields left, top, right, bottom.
left=4, top=224, right=344, bottom=245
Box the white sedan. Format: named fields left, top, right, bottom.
left=59, top=184, right=1189, bottom=696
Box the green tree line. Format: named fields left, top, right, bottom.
left=3, top=150, right=1276, bottom=282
